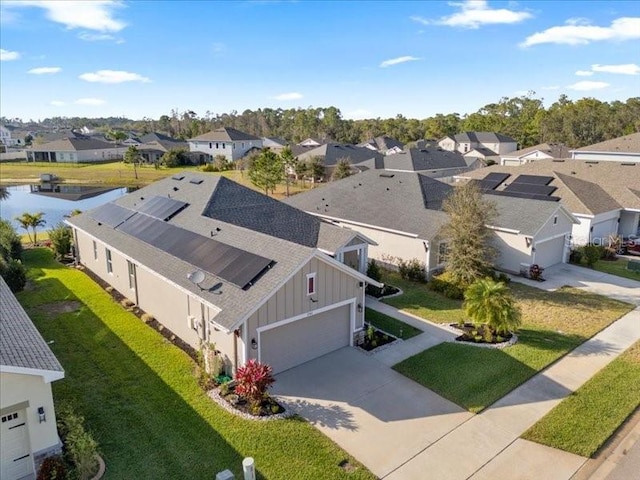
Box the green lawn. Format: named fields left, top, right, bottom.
left=522, top=342, right=640, bottom=457
left=574, top=258, right=640, bottom=282
left=19, top=249, right=374, bottom=480
left=390, top=275, right=634, bottom=413
left=365, top=308, right=422, bottom=340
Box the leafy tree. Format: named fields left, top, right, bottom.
left=332, top=158, right=353, bottom=180
left=279, top=146, right=297, bottom=197
left=0, top=219, right=22, bottom=262
left=123, top=145, right=141, bottom=164
left=441, top=182, right=496, bottom=288
left=0, top=257, right=27, bottom=292
left=248, top=148, right=283, bottom=195
left=464, top=278, right=521, bottom=335
left=107, top=129, right=128, bottom=144
left=213, top=154, right=230, bottom=171
left=0, top=187, right=9, bottom=201
left=24, top=134, right=33, bottom=146
left=307, top=156, right=325, bottom=183
left=160, top=148, right=189, bottom=168
left=15, top=212, right=46, bottom=245
left=48, top=223, right=73, bottom=260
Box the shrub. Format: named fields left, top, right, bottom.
left=201, top=163, right=215, bottom=172
left=0, top=258, right=27, bottom=292
left=120, top=298, right=134, bottom=308
left=37, top=455, right=67, bottom=480
left=569, top=249, right=583, bottom=264
left=582, top=245, right=602, bottom=268
left=397, top=258, right=426, bottom=282
left=141, top=313, right=154, bottom=323
left=601, top=247, right=617, bottom=260
left=234, top=359, right=275, bottom=408
left=57, top=403, right=99, bottom=480
left=464, top=278, right=521, bottom=335
left=0, top=219, right=23, bottom=261
left=365, top=259, right=383, bottom=295
left=48, top=223, right=73, bottom=260
left=429, top=270, right=464, bottom=300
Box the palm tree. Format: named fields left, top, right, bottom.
left=464, top=278, right=521, bottom=335
left=0, top=187, right=9, bottom=201
left=15, top=212, right=46, bottom=245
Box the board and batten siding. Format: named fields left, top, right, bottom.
left=246, top=256, right=364, bottom=361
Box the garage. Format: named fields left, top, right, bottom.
left=259, top=303, right=352, bottom=374
left=534, top=235, right=567, bottom=268
left=1, top=410, right=34, bottom=480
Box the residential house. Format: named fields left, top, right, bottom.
left=27, top=137, right=128, bottom=163
left=358, top=136, right=404, bottom=155
left=0, top=125, right=22, bottom=147
left=295, top=143, right=384, bottom=178
left=457, top=159, right=640, bottom=245
left=570, top=133, right=640, bottom=162
left=1, top=277, right=65, bottom=480
left=137, top=133, right=191, bottom=165
left=297, top=137, right=331, bottom=147
left=384, top=147, right=475, bottom=178
left=501, top=142, right=571, bottom=166
left=439, top=132, right=518, bottom=157
left=67, top=173, right=380, bottom=375
left=262, top=137, right=288, bottom=153
left=188, top=128, right=263, bottom=162
left=285, top=170, right=575, bottom=276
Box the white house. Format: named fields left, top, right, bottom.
left=0, top=125, right=22, bottom=147
left=1, top=278, right=65, bottom=480
left=439, top=132, right=518, bottom=156
left=570, top=133, right=640, bottom=162
left=27, top=137, right=128, bottom=163
left=501, top=142, right=571, bottom=166
left=357, top=136, right=404, bottom=155
left=188, top=128, right=262, bottom=162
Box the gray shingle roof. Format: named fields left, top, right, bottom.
left=140, top=132, right=182, bottom=144
left=467, top=146, right=498, bottom=157
left=384, top=148, right=468, bottom=172
left=485, top=194, right=568, bottom=237
left=29, top=136, right=117, bottom=152
left=67, top=173, right=362, bottom=331
left=504, top=142, right=571, bottom=159
left=454, top=132, right=517, bottom=144
left=0, top=277, right=64, bottom=374
left=295, top=143, right=384, bottom=168
left=189, top=127, right=261, bottom=142
left=554, top=173, right=621, bottom=215
left=574, top=133, right=640, bottom=153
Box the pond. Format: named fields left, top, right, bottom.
left=0, top=184, right=128, bottom=231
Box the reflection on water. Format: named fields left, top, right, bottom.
left=0, top=184, right=128, bottom=230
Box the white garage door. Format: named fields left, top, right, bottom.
left=260, top=304, right=352, bottom=374
left=502, top=159, right=522, bottom=167
left=535, top=236, right=566, bottom=268
left=1, top=410, right=34, bottom=480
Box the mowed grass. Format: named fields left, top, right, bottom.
left=523, top=341, right=640, bottom=457
left=581, top=258, right=640, bottom=282
left=391, top=278, right=634, bottom=412
left=365, top=308, right=422, bottom=340
left=19, top=249, right=374, bottom=480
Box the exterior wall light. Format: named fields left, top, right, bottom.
left=357, top=303, right=363, bottom=313
left=251, top=338, right=258, bottom=350
left=38, top=406, right=46, bottom=423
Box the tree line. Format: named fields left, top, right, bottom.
left=4, top=94, right=638, bottom=149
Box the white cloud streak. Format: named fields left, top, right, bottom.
left=592, top=63, right=640, bottom=75
left=521, top=17, right=640, bottom=47
left=412, top=0, right=532, bottom=29
left=0, top=49, right=20, bottom=61
left=50, top=100, right=66, bottom=106
left=567, top=81, right=610, bottom=91
left=75, top=98, right=106, bottom=106
left=380, top=55, right=420, bottom=68
left=28, top=66, right=62, bottom=74
left=79, top=70, right=151, bottom=84
left=274, top=92, right=303, bottom=100
left=575, top=70, right=593, bottom=76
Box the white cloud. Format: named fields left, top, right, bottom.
left=79, top=70, right=151, bottom=84
left=380, top=55, right=420, bottom=68
left=541, top=85, right=560, bottom=90
left=3, top=0, right=126, bottom=32
left=50, top=100, right=66, bottom=106
left=575, top=70, right=593, bottom=76
left=273, top=92, right=303, bottom=101
left=521, top=17, right=640, bottom=47
left=0, top=49, right=20, bottom=61
left=75, top=98, right=106, bottom=106
left=592, top=63, right=640, bottom=75
left=567, top=81, right=610, bottom=91
left=77, top=31, right=123, bottom=43
left=412, top=0, right=532, bottom=29
left=28, top=66, right=61, bottom=74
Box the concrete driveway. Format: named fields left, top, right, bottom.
left=272, top=347, right=472, bottom=479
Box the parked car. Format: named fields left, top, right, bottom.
left=620, top=235, right=640, bottom=255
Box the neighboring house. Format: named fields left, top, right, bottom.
left=137, top=133, right=190, bottom=165
left=358, top=136, right=404, bottom=155
left=0, top=125, right=22, bottom=147
left=262, top=137, right=288, bottom=152
left=188, top=128, right=263, bottom=162
left=1, top=277, right=65, bottom=480
left=439, top=132, right=518, bottom=156
left=285, top=170, right=574, bottom=276
left=297, top=137, right=331, bottom=147
left=67, top=173, right=380, bottom=375
left=295, top=143, right=384, bottom=177
left=27, top=137, right=128, bottom=163
left=500, top=142, right=571, bottom=166
left=457, top=159, right=640, bottom=245
left=570, top=133, right=640, bottom=162
left=383, top=147, right=473, bottom=178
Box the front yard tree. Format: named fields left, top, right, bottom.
left=123, top=145, right=141, bottom=164
left=441, top=182, right=496, bottom=287
left=332, top=158, right=352, bottom=180
left=280, top=146, right=297, bottom=197
left=464, top=278, right=521, bottom=337
left=308, top=156, right=325, bottom=183
left=15, top=212, right=46, bottom=245
left=248, top=148, right=283, bottom=195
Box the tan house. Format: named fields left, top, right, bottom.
left=1, top=278, right=65, bottom=480
left=27, top=137, right=127, bottom=163
left=66, top=173, right=380, bottom=375
left=439, top=132, right=518, bottom=156
left=500, top=142, right=571, bottom=166
left=570, top=132, right=640, bottom=162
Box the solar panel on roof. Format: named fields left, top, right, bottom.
left=89, top=203, right=135, bottom=227
left=475, top=179, right=501, bottom=191
left=116, top=213, right=274, bottom=289
left=135, top=196, right=188, bottom=221
left=483, top=172, right=511, bottom=183
left=504, top=183, right=557, bottom=196
left=486, top=190, right=558, bottom=202
left=512, top=175, right=554, bottom=185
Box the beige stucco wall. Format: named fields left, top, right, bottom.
left=535, top=209, right=573, bottom=241
left=246, top=256, right=365, bottom=361
left=492, top=230, right=533, bottom=273
left=0, top=373, right=60, bottom=455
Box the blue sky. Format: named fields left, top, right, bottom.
left=1, top=0, right=639, bottom=121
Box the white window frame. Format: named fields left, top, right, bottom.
left=106, top=248, right=113, bottom=274
left=127, top=260, right=135, bottom=290
left=306, top=272, right=316, bottom=296
left=93, top=240, right=98, bottom=260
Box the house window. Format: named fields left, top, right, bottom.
left=553, top=216, right=558, bottom=225
left=127, top=261, right=136, bottom=290
left=222, top=143, right=226, bottom=149
left=216, top=143, right=219, bottom=149
left=209, top=142, right=212, bottom=149
left=242, top=142, right=245, bottom=148
left=306, top=272, right=316, bottom=296
left=437, top=242, right=449, bottom=265
left=93, top=241, right=98, bottom=260
left=106, top=248, right=113, bottom=274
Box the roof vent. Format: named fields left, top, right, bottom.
left=621, top=162, right=636, bottom=166
left=571, top=171, right=576, bottom=174
left=585, top=161, right=599, bottom=164
left=173, top=186, right=179, bottom=191
left=379, top=173, right=395, bottom=178
left=189, top=178, right=204, bottom=185
left=172, top=175, right=185, bottom=181
left=552, top=159, right=565, bottom=162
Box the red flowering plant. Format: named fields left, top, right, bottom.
left=234, top=359, right=275, bottom=407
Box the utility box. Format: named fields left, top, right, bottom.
left=242, top=458, right=256, bottom=480
left=215, top=470, right=234, bottom=480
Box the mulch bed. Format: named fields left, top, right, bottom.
left=366, top=284, right=400, bottom=298
left=451, top=323, right=513, bottom=344
left=358, top=324, right=397, bottom=351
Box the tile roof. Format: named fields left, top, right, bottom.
left=29, top=136, right=117, bottom=152
left=295, top=143, right=384, bottom=168
left=384, top=148, right=468, bottom=171
left=503, top=142, right=571, bottom=159
left=189, top=127, right=261, bottom=142
left=0, top=277, right=64, bottom=374
left=574, top=133, right=640, bottom=153
left=67, top=173, right=362, bottom=331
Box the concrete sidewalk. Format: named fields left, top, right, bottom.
left=385, top=306, right=640, bottom=479
left=365, top=296, right=456, bottom=366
